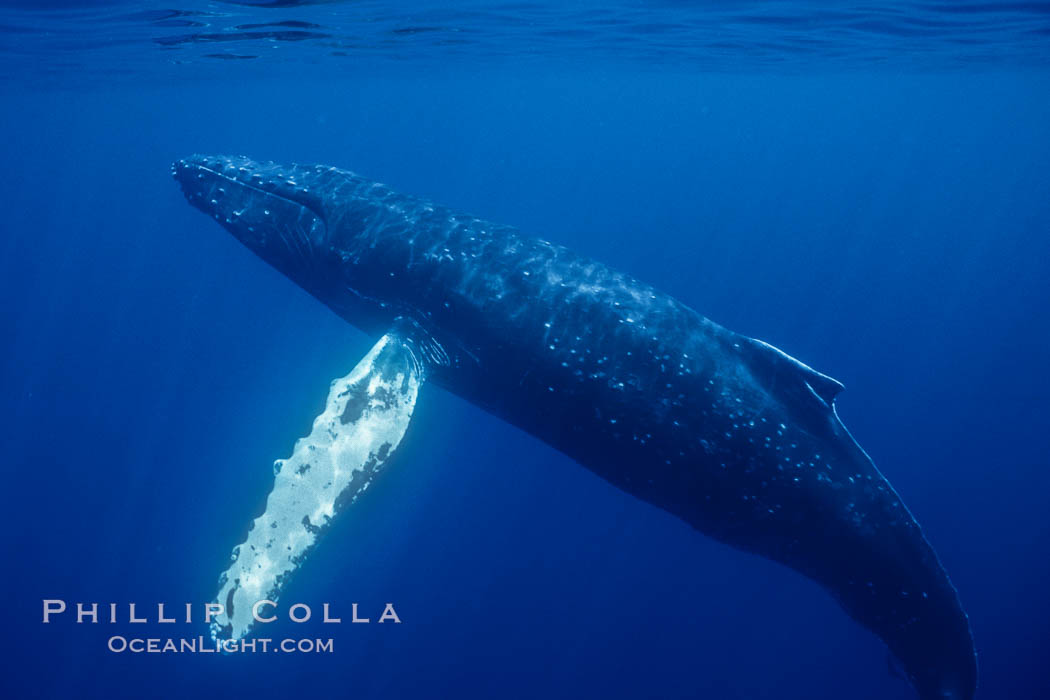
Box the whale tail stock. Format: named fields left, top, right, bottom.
left=735, top=336, right=976, bottom=700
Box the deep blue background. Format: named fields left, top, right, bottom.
left=1, top=63, right=1048, bottom=698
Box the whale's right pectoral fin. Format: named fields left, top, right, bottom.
left=209, top=329, right=426, bottom=644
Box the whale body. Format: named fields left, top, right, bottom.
left=173, top=155, right=976, bottom=699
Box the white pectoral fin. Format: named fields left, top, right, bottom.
left=210, top=331, right=425, bottom=643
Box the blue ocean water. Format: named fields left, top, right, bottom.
left=1, top=2, right=1048, bottom=698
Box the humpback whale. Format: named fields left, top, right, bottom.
left=172, top=155, right=976, bottom=700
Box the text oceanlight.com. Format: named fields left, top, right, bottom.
left=107, top=636, right=335, bottom=654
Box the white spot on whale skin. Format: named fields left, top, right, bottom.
left=210, top=333, right=423, bottom=644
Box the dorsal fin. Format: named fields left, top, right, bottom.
left=744, top=337, right=844, bottom=405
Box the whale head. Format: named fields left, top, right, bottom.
left=172, top=155, right=337, bottom=281
left=172, top=154, right=405, bottom=333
